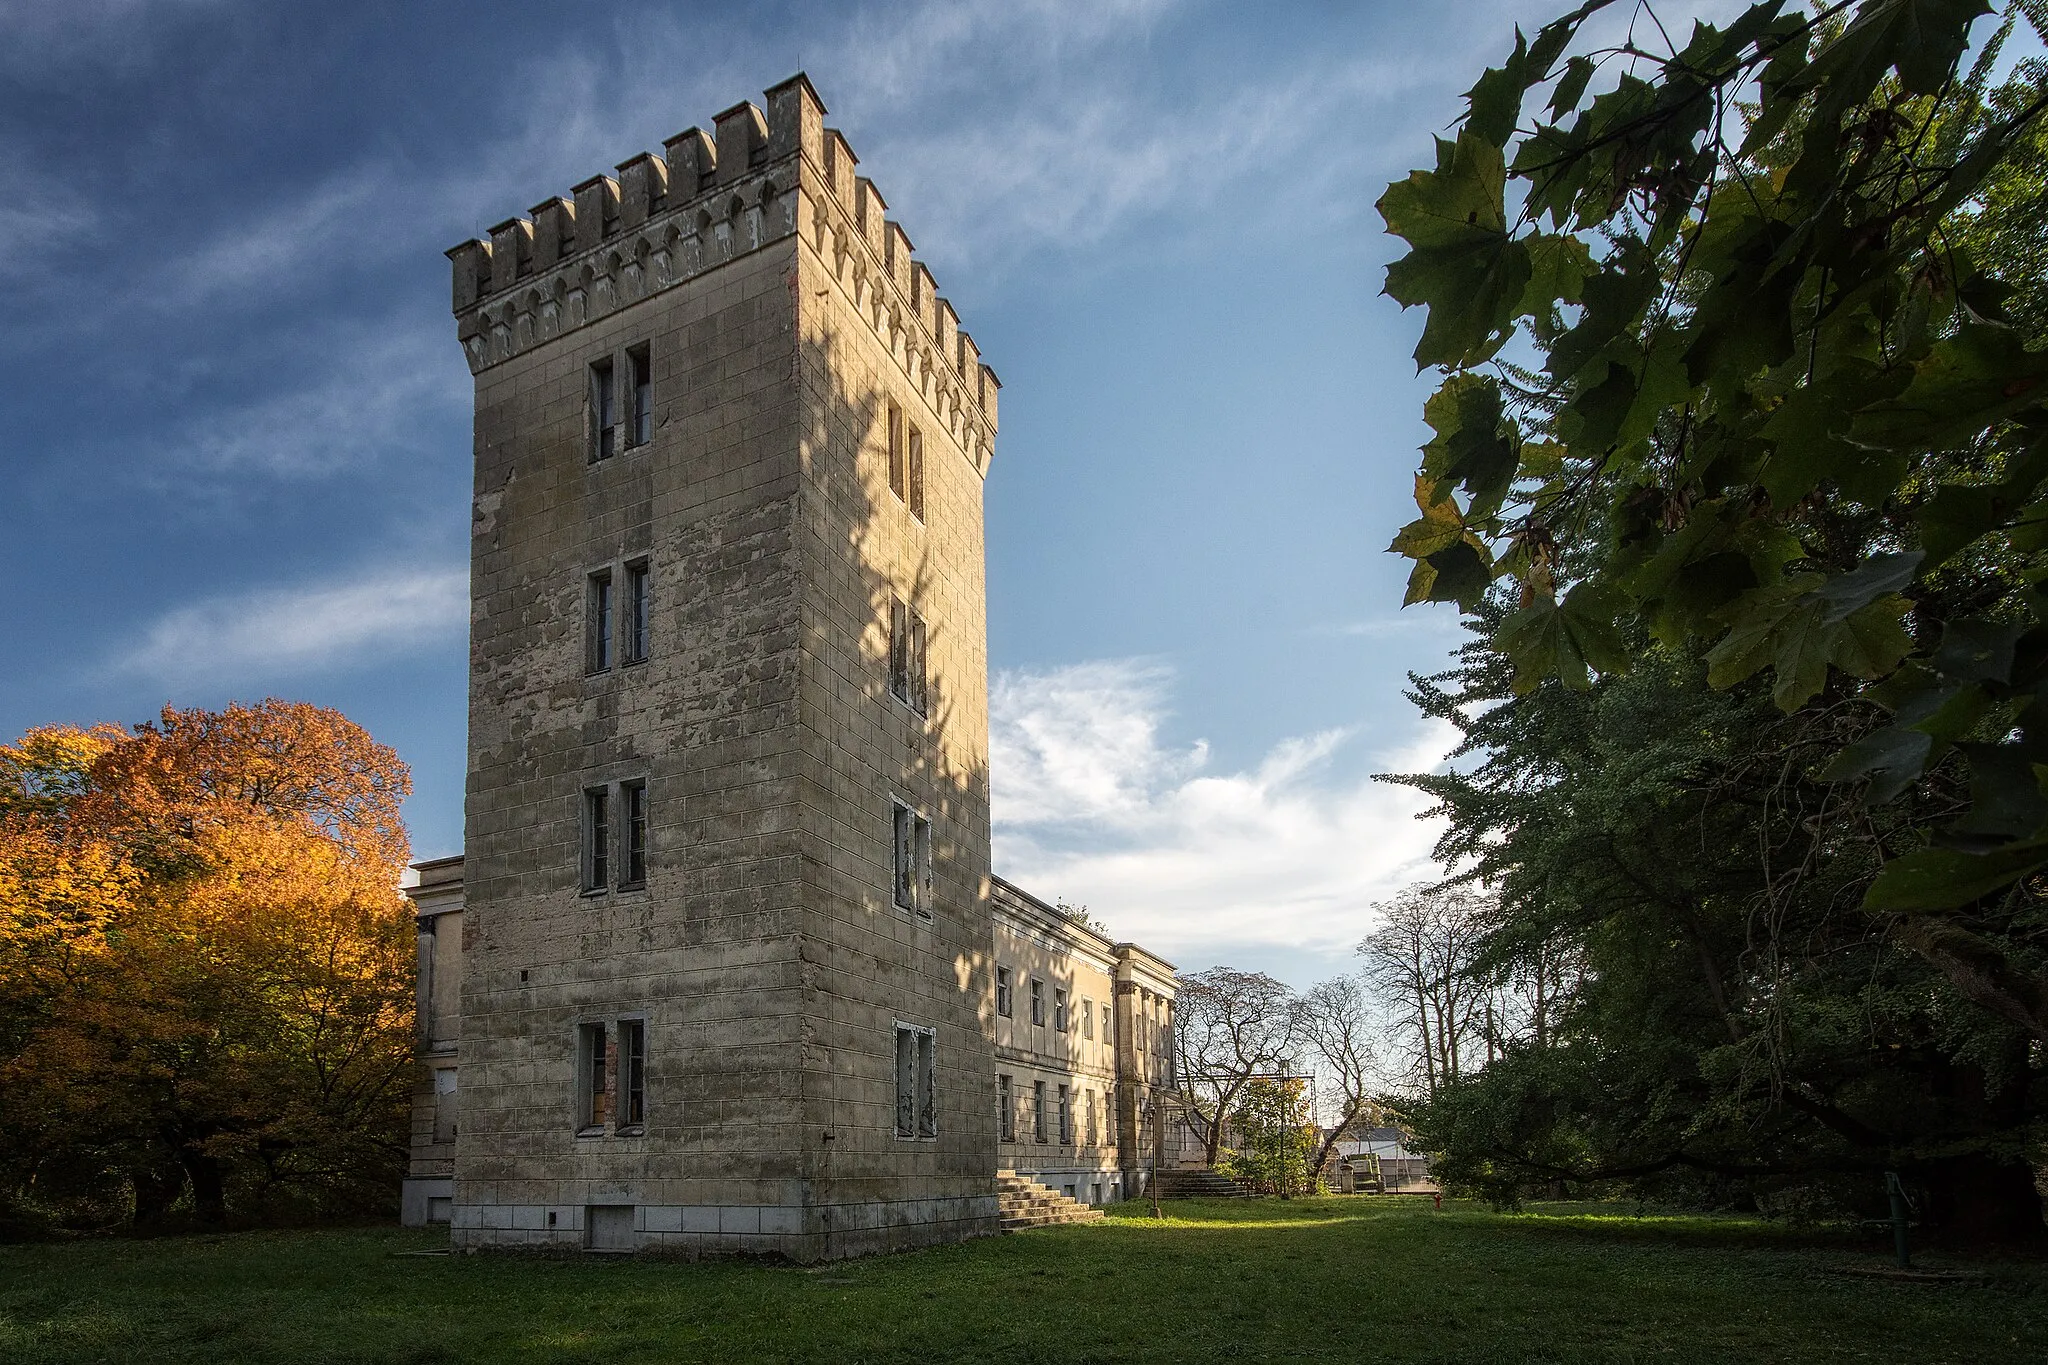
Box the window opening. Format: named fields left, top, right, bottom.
left=622, top=780, right=647, bottom=888
left=1054, top=988, right=1069, bottom=1033
left=995, top=966, right=1012, bottom=1019
left=618, top=1019, right=646, bottom=1129
left=1029, top=978, right=1044, bottom=1027
left=907, top=426, right=925, bottom=521
left=997, top=1073, right=1014, bottom=1141
left=588, top=570, right=614, bottom=673
left=583, top=788, right=611, bottom=892
left=624, top=561, right=650, bottom=665
left=579, top=1022, right=609, bottom=1130
left=1032, top=1080, right=1046, bottom=1142
left=592, top=359, right=617, bottom=462
left=894, top=1023, right=936, bottom=1139
left=629, top=345, right=652, bottom=447
left=887, top=402, right=906, bottom=501
left=1058, top=1084, right=1072, bottom=1144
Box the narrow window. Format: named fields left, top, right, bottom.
left=1030, top=979, right=1044, bottom=1027
left=432, top=1067, right=458, bottom=1144
left=917, top=1030, right=937, bottom=1138
left=579, top=1022, right=609, bottom=1130
left=887, top=402, right=906, bottom=501
left=591, top=358, right=617, bottom=462
left=582, top=787, right=611, bottom=892
left=995, top=966, right=1012, bottom=1019
left=1058, top=1084, right=1072, bottom=1144
left=1102, top=1002, right=1112, bottom=1049
left=997, top=1073, right=1014, bottom=1141
left=621, top=779, right=648, bottom=888
left=1054, top=988, right=1069, bottom=1033
left=889, top=597, right=909, bottom=703
left=624, top=561, right=650, bottom=665
left=909, top=610, right=928, bottom=715
left=907, top=426, right=925, bottom=521
left=618, top=1019, right=646, bottom=1129
left=893, top=803, right=916, bottom=911
left=1082, top=998, right=1095, bottom=1040
left=629, top=345, right=652, bottom=447
left=1086, top=1088, right=1097, bottom=1146
left=588, top=570, right=614, bottom=674
left=895, top=1025, right=916, bottom=1137
left=892, top=802, right=932, bottom=916
left=1032, top=1080, right=1046, bottom=1142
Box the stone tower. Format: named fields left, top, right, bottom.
left=444, top=74, right=1002, bottom=1259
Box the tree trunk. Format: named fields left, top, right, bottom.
left=131, top=1165, right=185, bottom=1226
left=1919, top=1153, right=2047, bottom=1248
left=179, top=1148, right=229, bottom=1226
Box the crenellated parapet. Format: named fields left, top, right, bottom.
left=447, top=72, right=999, bottom=449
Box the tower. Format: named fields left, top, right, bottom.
left=444, top=75, right=1002, bottom=1258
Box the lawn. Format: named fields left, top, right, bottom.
left=1, top=1197, right=2041, bottom=1364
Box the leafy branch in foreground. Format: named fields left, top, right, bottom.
left=1379, top=0, right=2048, bottom=1034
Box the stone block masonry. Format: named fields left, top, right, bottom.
left=447, top=73, right=1000, bottom=1261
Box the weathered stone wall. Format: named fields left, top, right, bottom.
left=447, top=76, right=1001, bottom=1258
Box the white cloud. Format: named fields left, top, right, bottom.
left=112, top=563, right=467, bottom=689
left=167, top=326, right=466, bottom=480
left=991, top=659, right=1454, bottom=973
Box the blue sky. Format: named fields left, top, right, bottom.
left=0, top=0, right=1700, bottom=985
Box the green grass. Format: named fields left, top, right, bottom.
left=0, top=1197, right=2042, bottom=1364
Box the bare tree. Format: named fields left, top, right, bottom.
left=1294, top=975, right=1381, bottom=1176
left=1358, top=886, right=1493, bottom=1097
left=1172, top=967, right=1297, bottom=1168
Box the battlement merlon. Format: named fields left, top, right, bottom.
left=444, top=72, right=999, bottom=446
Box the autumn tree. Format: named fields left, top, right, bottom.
left=0, top=701, right=417, bottom=1229
left=1217, top=1076, right=1321, bottom=1197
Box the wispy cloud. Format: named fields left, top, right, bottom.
left=991, top=659, right=1453, bottom=971
left=111, top=563, right=468, bottom=689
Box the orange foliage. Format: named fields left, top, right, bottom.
left=0, top=701, right=417, bottom=1227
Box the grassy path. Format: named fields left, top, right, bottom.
left=0, top=1197, right=2041, bottom=1363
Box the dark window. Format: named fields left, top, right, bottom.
left=889, top=597, right=909, bottom=702
left=622, top=780, right=647, bottom=888
left=907, top=426, right=925, bottom=521
left=629, top=345, right=652, bottom=447
left=1030, top=979, right=1044, bottom=1027
left=892, top=802, right=931, bottom=916
left=1032, top=1080, right=1046, bottom=1142
left=887, top=402, right=906, bottom=501
left=580, top=1022, right=609, bottom=1129
left=583, top=788, right=610, bottom=892
left=618, top=1019, right=646, bottom=1129
left=592, top=359, right=617, bottom=462
left=909, top=611, right=928, bottom=715
left=1054, top=988, right=1069, bottom=1033
left=1058, top=1084, right=1072, bottom=1144
left=894, top=1023, right=935, bottom=1139
left=588, top=570, right=614, bottom=673
left=624, top=561, right=650, bottom=665
left=997, top=1073, right=1014, bottom=1142
left=995, top=966, right=1012, bottom=1019
left=888, top=599, right=929, bottom=714
left=1082, top=997, right=1095, bottom=1040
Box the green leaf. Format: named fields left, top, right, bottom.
left=1465, top=30, right=1530, bottom=147
left=1379, top=134, right=1530, bottom=369
left=1495, top=580, right=1630, bottom=693
left=1851, top=323, right=2048, bottom=452
left=1548, top=55, right=1595, bottom=118
left=1819, top=725, right=1935, bottom=804
left=1420, top=375, right=1520, bottom=514
left=1421, top=540, right=1495, bottom=609
left=1389, top=475, right=1469, bottom=558
left=1864, top=838, right=2048, bottom=912
left=1829, top=596, right=1914, bottom=680
left=1704, top=555, right=1920, bottom=710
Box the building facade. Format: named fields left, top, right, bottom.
left=988, top=877, right=1176, bottom=1204
left=417, top=75, right=1173, bottom=1259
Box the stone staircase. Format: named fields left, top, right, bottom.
left=1156, top=1167, right=1252, bottom=1199
left=997, top=1171, right=1106, bottom=1231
